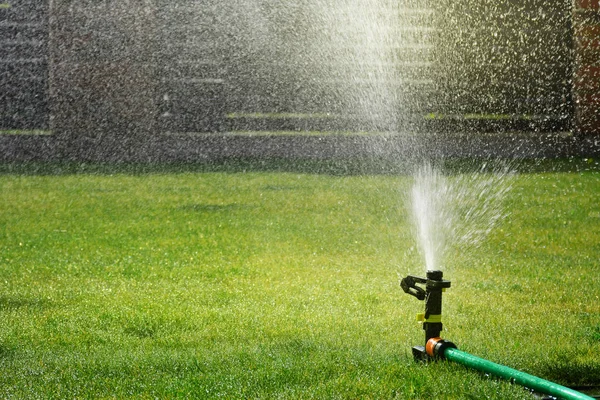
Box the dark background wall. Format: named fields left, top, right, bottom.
left=0, top=0, right=597, bottom=140
left=48, top=0, right=158, bottom=145
left=433, top=0, right=574, bottom=133
left=0, top=0, right=49, bottom=130
left=574, top=0, right=600, bottom=135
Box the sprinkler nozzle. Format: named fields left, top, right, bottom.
left=401, top=270, right=451, bottom=362
left=400, top=275, right=426, bottom=300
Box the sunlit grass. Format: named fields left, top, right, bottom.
left=0, top=164, right=598, bottom=398
left=220, top=130, right=375, bottom=136
left=0, top=130, right=52, bottom=135
left=226, top=112, right=337, bottom=119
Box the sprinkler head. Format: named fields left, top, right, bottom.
left=400, top=270, right=451, bottom=362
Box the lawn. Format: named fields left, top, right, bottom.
left=0, top=161, right=598, bottom=399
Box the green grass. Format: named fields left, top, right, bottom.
left=0, top=162, right=599, bottom=398
left=0, top=130, right=52, bottom=135
left=424, top=113, right=533, bottom=121
left=227, top=112, right=337, bottom=119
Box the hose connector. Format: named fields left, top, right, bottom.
left=426, top=337, right=457, bottom=359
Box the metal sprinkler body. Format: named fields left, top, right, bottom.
left=401, top=270, right=451, bottom=362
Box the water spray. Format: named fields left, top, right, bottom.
left=401, top=271, right=595, bottom=400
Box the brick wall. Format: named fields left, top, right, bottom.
left=574, top=0, right=600, bottom=135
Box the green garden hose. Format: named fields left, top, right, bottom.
left=428, top=338, right=594, bottom=400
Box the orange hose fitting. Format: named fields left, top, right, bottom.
left=426, top=337, right=443, bottom=357
left=426, top=337, right=457, bottom=360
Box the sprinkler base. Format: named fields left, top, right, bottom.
left=412, top=345, right=428, bottom=362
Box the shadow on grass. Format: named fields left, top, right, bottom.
left=538, top=361, right=600, bottom=388
left=178, top=203, right=253, bottom=213
left=0, top=345, right=16, bottom=361
left=0, top=295, right=52, bottom=311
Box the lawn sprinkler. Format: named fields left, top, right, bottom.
left=400, top=270, right=452, bottom=362
left=400, top=270, right=594, bottom=400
